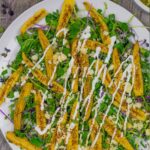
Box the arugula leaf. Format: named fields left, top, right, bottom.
left=15, top=130, right=26, bottom=138
left=30, top=137, right=44, bottom=147
left=46, top=10, right=59, bottom=28
left=114, top=42, right=124, bottom=53
left=63, top=47, right=70, bottom=56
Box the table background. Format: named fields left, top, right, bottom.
left=0, top=0, right=149, bottom=149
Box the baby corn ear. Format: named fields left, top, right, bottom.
left=0, top=66, right=23, bottom=105
left=57, top=0, right=75, bottom=37
left=6, top=132, right=42, bottom=150
left=20, top=9, right=48, bottom=34
left=133, top=42, right=144, bottom=96
left=14, top=82, right=33, bottom=130
left=67, top=100, right=79, bottom=150
left=22, top=53, right=68, bottom=95
left=83, top=1, right=111, bottom=45
left=100, top=115, right=134, bottom=150
left=85, top=40, right=108, bottom=53
left=34, top=90, right=46, bottom=133
left=89, top=119, right=102, bottom=150
left=38, top=29, right=54, bottom=78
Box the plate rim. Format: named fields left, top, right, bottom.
left=0, top=0, right=150, bottom=149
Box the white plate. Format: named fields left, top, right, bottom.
left=0, top=0, right=149, bottom=149
left=134, top=0, right=150, bottom=13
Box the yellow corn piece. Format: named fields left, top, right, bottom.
left=6, top=132, right=41, bottom=150
left=71, top=40, right=79, bottom=93
left=0, top=66, right=23, bottom=105
left=20, top=9, right=48, bottom=34
left=51, top=81, right=69, bottom=95
left=56, top=112, right=68, bottom=144
left=133, top=42, right=144, bottom=96
left=85, top=40, right=108, bottom=53
left=67, top=100, right=78, bottom=150
left=112, top=48, right=122, bottom=84
left=34, top=90, right=46, bottom=131
left=113, top=99, right=147, bottom=121
left=22, top=52, right=49, bottom=85
left=22, top=53, right=67, bottom=95
left=57, top=0, right=75, bottom=36
left=100, top=115, right=134, bottom=150
left=89, top=119, right=102, bottom=150
left=71, top=124, right=78, bottom=150
left=83, top=75, right=92, bottom=99
left=72, top=66, right=79, bottom=93
left=83, top=2, right=111, bottom=45
left=95, top=60, right=147, bottom=121
left=49, top=129, right=57, bottom=150
left=83, top=75, right=93, bottom=121
left=14, top=82, right=33, bottom=130
left=38, top=29, right=54, bottom=78
left=95, top=60, right=111, bottom=87
left=78, top=53, right=89, bottom=68
left=71, top=39, right=78, bottom=57
left=49, top=113, right=68, bottom=150
left=70, top=100, right=78, bottom=120
left=79, top=53, right=93, bottom=121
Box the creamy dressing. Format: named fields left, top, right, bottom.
left=56, top=28, right=69, bottom=37
left=65, top=102, right=79, bottom=144
left=79, top=67, right=88, bottom=103
left=92, top=62, right=134, bottom=147
left=40, top=91, right=48, bottom=111
left=60, top=57, right=75, bottom=105
left=104, top=36, right=116, bottom=64
left=81, top=64, right=105, bottom=111
left=85, top=87, right=106, bottom=146
left=108, top=55, right=133, bottom=88
left=123, top=63, right=135, bottom=134
left=110, top=64, right=133, bottom=144
left=71, top=67, right=79, bottom=90
left=47, top=64, right=58, bottom=86
left=80, top=26, right=91, bottom=40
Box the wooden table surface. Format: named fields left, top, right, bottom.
left=0, top=0, right=149, bottom=149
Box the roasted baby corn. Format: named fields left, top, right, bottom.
left=83, top=1, right=111, bottom=45
left=57, top=0, right=75, bottom=36
left=20, top=9, right=48, bottom=34
left=67, top=100, right=78, bottom=150
left=133, top=42, right=144, bottom=96
left=0, top=66, right=23, bottom=105
left=100, top=114, right=134, bottom=150
left=38, top=29, right=54, bottom=78
left=14, top=82, right=33, bottom=130
left=22, top=52, right=67, bottom=95
left=6, top=132, right=42, bottom=150
left=34, top=90, right=46, bottom=131
left=89, top=119, right=102, bottom=150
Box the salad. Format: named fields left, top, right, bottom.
left=0, top=0, right=150, bottom=150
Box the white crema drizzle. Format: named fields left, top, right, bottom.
left=123, top=63, right=135, bottom=134
left=110, top=63, right=133, bottom=145
left=91, top=58, right=134, bottom=147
